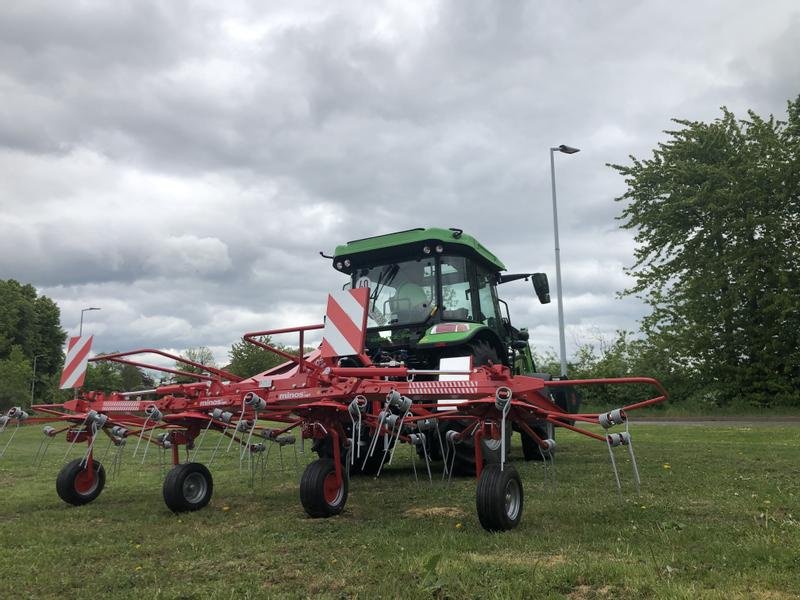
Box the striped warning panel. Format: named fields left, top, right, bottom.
left=320, top=288, right=369, bottom=358
left=59, top=335, right=94, bottom=389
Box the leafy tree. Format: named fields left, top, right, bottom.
left=173, top=346, right=216, bottom=382
left=0, top=345, right=34, bottom=410
left=227, top=336, right=287, bottom=378
left=610, top=97, right=800, bottom=407
left=82, top=356, right=153, bottom=393
left=0, top=280, right=66, bottom=402
left=83, top=360, right=123, bottom=393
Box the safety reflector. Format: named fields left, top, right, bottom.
left=320, top=288, right=369, bottom=358
left=59, top=335, right=93, bottom=389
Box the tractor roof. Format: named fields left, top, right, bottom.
left=332, top=227, right=506, bottom=272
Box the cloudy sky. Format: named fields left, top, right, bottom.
left=1, top=0, right=798, bottom=367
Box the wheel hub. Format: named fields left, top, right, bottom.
left=182, top=472, right=208, bottom=503
left=323, top=472, right=343, bottom=505
left=74, top=465, right=98, bottom=495
left=504, top=478, right=521, bottom=520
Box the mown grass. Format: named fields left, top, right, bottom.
left=1, top=422, right=799, bottom=599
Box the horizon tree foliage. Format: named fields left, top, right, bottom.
left=0, top=279, right=66, bottom=407
left=82, top=356, right=155, bottom=394
left=610, top=97, right=800, bottom=407
left=172, top=346, right=217, bottom=383
left=227, top=336, right=287, bottom=378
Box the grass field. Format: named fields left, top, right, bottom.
left=1, top=422, right=799, bottom=599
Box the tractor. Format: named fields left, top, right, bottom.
left=328, top=227, right=580, bottom=472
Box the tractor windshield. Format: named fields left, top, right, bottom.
left=353, top=258, right=436, bottom=328
left=440, top=255, right=502, bottom=328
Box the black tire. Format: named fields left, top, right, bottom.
left=446, top=423, right=511, bottom=476
left=314, top=433, right=381, bottom=475
left=56, top=458, right=106, bottom=506
left=163, top=462, right=213, bottom=513
left=521, top=423, right=555, bottom=461
left=300, top=458, right=348, bottom=518
left=476, top=464, right=524, bottom=532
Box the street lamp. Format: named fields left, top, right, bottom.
left=549, top=144, right=580, bottom=378
left=79, top=307, right=102, bottom=337
left=30, top=354, right=44, bottom=408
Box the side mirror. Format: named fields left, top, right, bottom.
left=532, top=273, right=551, bottom=304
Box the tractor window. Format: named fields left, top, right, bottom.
left=476, top=264, right=501, bottom=329
left=440, top=256, right=472, bottom=321
left=353, top=259, right=435, bottom=328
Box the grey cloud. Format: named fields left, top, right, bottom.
left=3, top=0, right=799, bottom=363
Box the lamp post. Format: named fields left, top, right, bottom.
left=79, top=307, right=101, bottom=337
left=30, top=354, right=44, bottom=408
left=549, top=144, right=580, bottom=378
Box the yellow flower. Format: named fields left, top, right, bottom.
left=222, top=506, right=231, bottom=512
left=135, top=566, right=142, bottom=572
left=662, top=464, right=671, bottom=470
left=455, top=522, right=463, bottom=529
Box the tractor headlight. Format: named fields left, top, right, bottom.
left=344, top=259, right=351, bottom=267
left=435, top=244, right=443, bottom=253
left=335, top=261, right=343, bottom=269
left=423, top=245, right=431, bottom=254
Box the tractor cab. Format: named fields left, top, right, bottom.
left=331, top=227, right=551, bottom=372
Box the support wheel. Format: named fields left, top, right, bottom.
left=163, top=462, right=213, bottom=513
left=476, top=464, right=523, bottom=532
left=300, top=458, right=348, bottom=518
left=56, top=458, right=106, bottom=506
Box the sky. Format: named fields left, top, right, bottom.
left=1, top=0, right=798, bottom=367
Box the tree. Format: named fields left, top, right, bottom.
left=610, top=97, right=800, bottom=407
left=0, top=345, right=33, bottom=410
left=173, top=346, right=216, bottom=382
left=83, top=360, right=123, bottom=393
left=0, top=279, right=66, bottom=403
left=227, top=336, right=287, bottom=378
left=82, top=356, right=153, bottom=393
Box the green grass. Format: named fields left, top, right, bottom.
left=1, top=423, right=799, bottom=599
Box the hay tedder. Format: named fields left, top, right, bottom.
left=2, top=228, right=667, bottom=531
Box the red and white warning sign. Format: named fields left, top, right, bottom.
left=320, top=288, right=369, bottom=358
left=59, top=335, right=94, bottom=389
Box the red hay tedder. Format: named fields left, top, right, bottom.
left=2, top=228, right=667, bottom=531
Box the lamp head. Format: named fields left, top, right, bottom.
left=556, top=144, right=580, bottom=154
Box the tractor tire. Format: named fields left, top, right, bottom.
left=56, top=458, right=106, bottom=506
left=521, top=423, right=555, bottom=461
left=163, top=462, right=213, bottom=513
left=300, top=458, right=348, bottom=518
left=444, top=340, right=509, bottom=476
left=476, top=463, right=524, bottom=532
left=314, top=433, right=382, bottom=475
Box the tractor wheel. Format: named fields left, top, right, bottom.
left=163, top=462, right=213, bottom=513
left=300, top=458, right=348, bottom=518
left=476, top=464, right=524, bottom=532
left=56, top=458, right=106, bottom=506
left=521, top=423, right=555, bottom=461
left=444, top=339, right=509, bottom=476
left=313, top=433, right=380, bottom=475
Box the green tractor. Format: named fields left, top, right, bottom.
left=330, top=227, right=580, bottom=472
